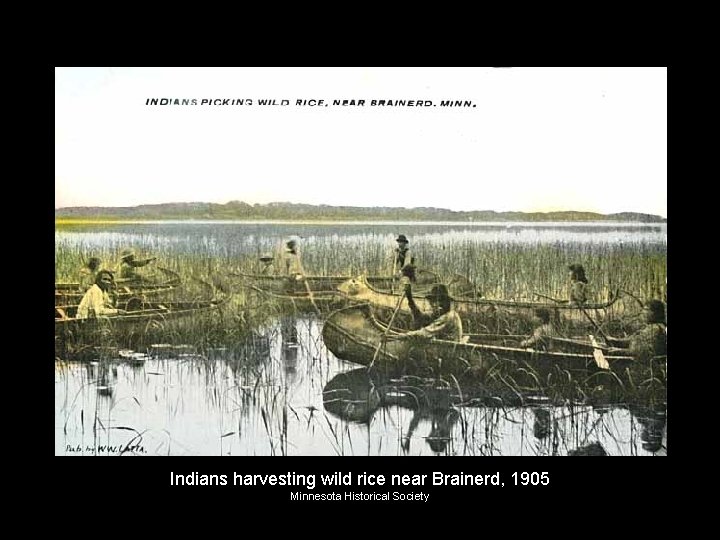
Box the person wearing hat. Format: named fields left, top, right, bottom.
left=605, top=299, right=667, bottom=359
left=396, top=283, right=463, bottom=341
left=392, top=234, right=415, bottom=279
left=258, top=253, right=275, bottom=275
left=76, top=270, right=126, bottom=319
left=283, top=239, right=306, bottom=293
left=567, top=263, right=589, bottom=304
left=117, top=248, right=157, bottom=280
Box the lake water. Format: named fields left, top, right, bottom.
left=55, top=315, right=665, bottom=456
left=55, top=221, right=667, bottom=456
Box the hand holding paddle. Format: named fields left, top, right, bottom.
left=589, top=334, right=609, bottom=369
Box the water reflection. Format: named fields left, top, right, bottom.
left=55, top=316, right=666, bottom=456
left=568, top=442, right=608, bottom=456
left=629, top=403, right=667, bottom=455
left=281, top=316, right=299, bottom=373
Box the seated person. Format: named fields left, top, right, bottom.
left=76, top=270, right=126, bottom=319
left=397, top=283, right=463, bottom=342
left=568, top=263, right=589, bottom=304
left=258, top=253, right=275, bottom=275
left=520, top=308, right=556, bottom=350
left=118, top=248, right=157, bottom=280
left=606, top=299, right=667, bottom=359
left=79, top=256, right=102, bottom=290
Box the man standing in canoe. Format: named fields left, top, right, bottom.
left=393, top=235, right=415, bottom=278
left=284, top=239, right=304, bottom=280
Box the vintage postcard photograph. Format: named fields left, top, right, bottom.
left=55, top=67, right=667, bottom=457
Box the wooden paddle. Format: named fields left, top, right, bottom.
left=588, top=334, right=609, bottom=369
left=302, top=276, right=321, bottom=316
left=369, top=294, right=405, bottom=370
left=578, top=305, right=610, bottom=342
left=533, top=292, right=566, bottom=304
left=294, top=249, right=321, bottom=316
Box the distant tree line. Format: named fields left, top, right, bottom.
left=55, top=201, right=666, bottom=223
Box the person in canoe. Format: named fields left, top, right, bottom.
left=258, top=253, right=276, bottom=275
left=567, top=263, right=589, bottom=305
left=534, top=263, right=591, bottom=305
left=117, top=248, right=157, bottom=280
left=396, top=282, right=463, bottom=341
left=283, top=239, right=303, bottom=286
left=76, top=270, right=126, bottom=319
left=79, top=256, right=102, bottom=290
left=605, top=299, right=667, bottom=359
left=519, top=308, right=556, bottom=350
left=393, top=234, right=415, bottom=278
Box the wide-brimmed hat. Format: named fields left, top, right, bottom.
left=120, top=248, right=135, bottom=260
left=396, top=234, right=408, bottom=243
left=426, top=284, right=452, bottom=301
left=259, top=253, right=274, bottom=262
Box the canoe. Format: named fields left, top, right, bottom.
left=55, top=267, right=182, bottom=304
left=335, top=274, right=626, bottom=334
left=228, top=270, right=440, bottom=314
left=321, top=303, right=665, bottom=396
left=242, top=283, right=347, bottom=314
left=229, top=269, right=439, bottom=296
left=55, top=297, right=227, bottom=356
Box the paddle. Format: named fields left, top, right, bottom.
left=588, top=334, right=609, bottom=369
left=293, top=247, right=321, bottom=316
left=533, top=292, right=566, bottom=304
left=578, top=305, right=609, bottom=342
left=302, top=276, right=321, bottom=316
left=369, top=294, right=405, bottom=370
left=619, top=289, right=645, bottom=308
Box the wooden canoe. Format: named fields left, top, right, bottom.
left=228, top=269, right=439, bottom=295
left=321, top=303, right=665, bottom=394
left=335, top=274, right=626, bottom=334
left=55, top=267, right=182, bottom=304
left=55, top=297, right=227, bottom=350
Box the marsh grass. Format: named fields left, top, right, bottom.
left=55, top=224, right=666, bottom=455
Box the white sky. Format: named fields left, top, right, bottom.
left=55, top=67, right=667, bottom=217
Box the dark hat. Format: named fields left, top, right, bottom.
left=427, top=284, right=452, bottom=301
left=568, top=263, right=585, bottom=273
left=259, top=253, right=274, bottom=262
left=396, top=234, right=408, bottom=243
left=286, top=239, right=297, bottom=247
